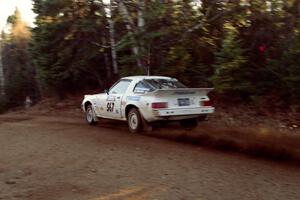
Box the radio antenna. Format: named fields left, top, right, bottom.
left=147, top=65, right=150, bottom=76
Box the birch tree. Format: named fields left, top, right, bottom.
left=98, top=0, right=118, bottom=75
left=116, top=0, right=144, bottom=71
left=107, top=0, right=118, bottom=75
left=137, top=0, right=146, bottom=73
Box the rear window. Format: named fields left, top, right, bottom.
left=144, top=79, right=186, bottom=89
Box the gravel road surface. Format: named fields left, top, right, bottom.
left=0, top=114, right=300, bottom=200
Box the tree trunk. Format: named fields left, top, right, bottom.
left=108, top=0, right=118, bottom=75
left=0, top=40, right=5, bottom=96
left=137, top=0, right=145, bottom=30
left=137, top=0, right=147, bottom=73
left=99, top=0, right=118, bottom=76
left=101, top=36, right=112, bottom=79
left=117, top=0, right=144, bottom=71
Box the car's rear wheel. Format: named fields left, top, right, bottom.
left=180, top=118, right=198, bottom=129
left=86, top=104, right=97, bottom=125
left=127, top=108, right=143, bottom=133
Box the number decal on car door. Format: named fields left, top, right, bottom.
left=107, top=102, right=114, bottom=112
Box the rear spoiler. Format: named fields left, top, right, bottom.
left=143, top=88, right=214, bottom=96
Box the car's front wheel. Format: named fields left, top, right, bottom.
left=86, top=104, right=97, bottom=125
left=127, top=108, right=143, bottom=133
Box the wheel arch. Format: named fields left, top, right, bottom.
left=83, top=101, right=93, bottom=112
left=125, top=104, right=139, bottom=118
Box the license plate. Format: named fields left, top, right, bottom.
left=178, top=98, right=190, bottom=106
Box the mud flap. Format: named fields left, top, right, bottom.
left=141, top=116, right=153, bottom=132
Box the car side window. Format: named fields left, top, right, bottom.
left=133, top=81, right=152, bottom=93
left=109, top=80, right=132, bottom=95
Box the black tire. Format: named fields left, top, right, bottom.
left=180, top=118, right=198, bottom=129
left=85, top=104, right=97, bottom=125
left=127, top=108, right=143, bottom=133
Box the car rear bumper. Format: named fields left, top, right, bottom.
left=143, top=106, right=214, bottom=122
left=154, top=106, right=214, bottom=117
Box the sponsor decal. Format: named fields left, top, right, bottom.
left=107, top=95, right=116, bottom=101
left=134, top=88, right=150, bottom=93
left=127, top=96, right=141, bottom=101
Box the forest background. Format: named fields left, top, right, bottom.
left=0, top=0, right=299, bottom=113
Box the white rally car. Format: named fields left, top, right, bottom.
left=82, top=76, right=214, bottom=133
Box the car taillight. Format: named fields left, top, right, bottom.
left=202, top=100, right=212, bottom=107
left=152, top=102, right=168, bottom=109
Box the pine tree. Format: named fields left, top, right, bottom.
left=270, top=32, right=300, bottom=106
left=212, top=23, right=250, bottom=96
left=2, top=8, right=39, bottom=107
left=31, top=0, right=110, bottom=96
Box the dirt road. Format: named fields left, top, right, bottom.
left=0, top=114, right=300, bottom=200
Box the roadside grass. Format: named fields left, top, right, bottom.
left=149, top=124, right=300, bottom=162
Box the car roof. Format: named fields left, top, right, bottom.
left=121, top=75, right=172, bottom=82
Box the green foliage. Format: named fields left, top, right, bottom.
left=212, top=24, right=250, bottom=95
left=31, top=0, right=110, bottom=95
left=283, top=35, right=300, bottom=104
left=6, top=8, right=21, bottom=25
left=1, top=0, right=298, bottom=110
left=1, top=8, right=39, bottom=108
left=267, top=32, right=300, bottom=105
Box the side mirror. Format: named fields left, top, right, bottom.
left=104, top=89, right=109, bottom=94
